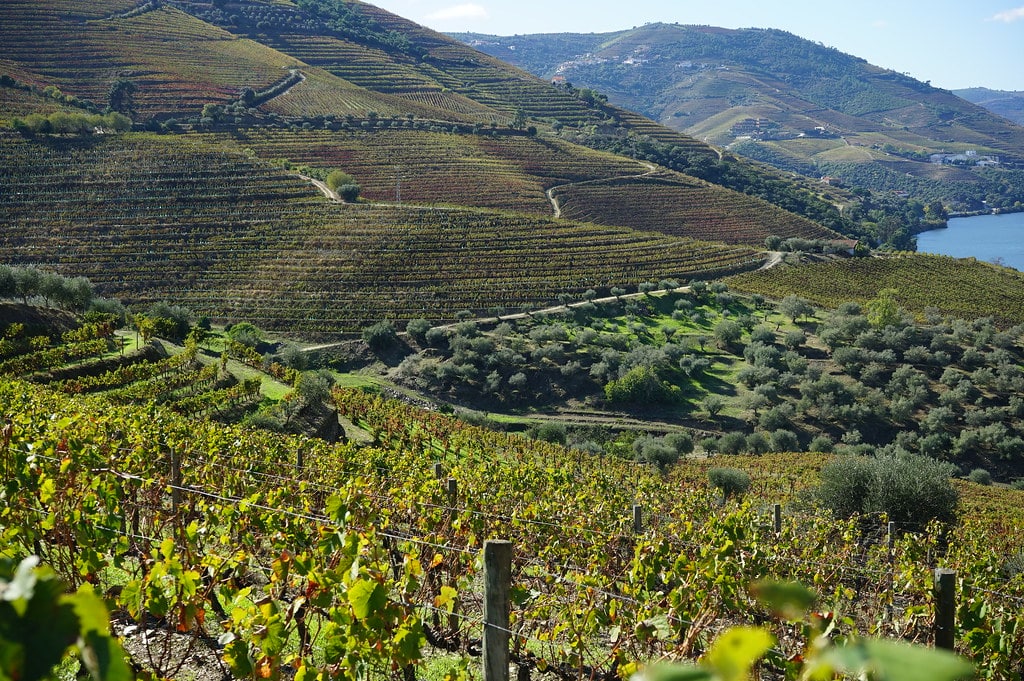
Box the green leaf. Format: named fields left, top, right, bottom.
left=393, top=619, right=424, bottom=662
left=66, top=585, right=109, bottom=635
left=222, top=637, right=254, bottom=678
left=348, top=578, right=386, bottom=620
left=861, top=640, right=973, bottom=681
left=704, top=626, right=774, bottom=681
left=78, top=631, right=133, bottom=681
left=750, top=580, right=816, bottom=620
left=647, top=664, right=715, bottom=681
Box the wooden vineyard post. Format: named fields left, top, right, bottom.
left=446, top=477, right=458, bottom=505
left=483, top=540, right=513, bottom=681
left=773, top=503, right=782, bottom=534
left=170, top=448, right=182, bottom=514
left=887, top=521, right=896, bottom=554
left=934, top=568, right=956, bottom=650
left=632, top=504, right=643, bottom=534
left=433, top=462, right=444, bottom=479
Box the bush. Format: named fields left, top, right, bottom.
left=816, top=453, right=958, bottom=526
left=770, top=429, right=800, bottom=452
left=717, top=432, right=747, bottom=455
left=325, top=170, right=355, bottom=191
left=664, top=431, right=694, bottom=455
left=604, top=365, right=680, bottom=404
left=708, top=467, right=752, bottom=501
left=532, top=422, right=567, bottom=445
left=338, top=183, right=361, bottom=202
left=406, top=318, right=432, bottom=343
left=362, top=320, right=397, bottom=351
left=967, top=468, right=992, bottom=486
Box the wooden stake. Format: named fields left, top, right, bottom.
left=483, top=540, right=512, bottom=681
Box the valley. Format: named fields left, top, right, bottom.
left=1, top=1, right=1023, bottom=679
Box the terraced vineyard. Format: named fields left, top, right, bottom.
left=232, top=128, right=646, bottom=212
left=0, top=0, right=299, bottom=118
left=728, top=254, right=1024, bottom=325
left=0, top=132, right=761, bottom=335
left=555, top=170, right=841, bottom=245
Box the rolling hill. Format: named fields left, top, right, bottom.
left=454, top=24, right=1024, bottom=213
left=0, top=0, right=859, bottom=334
left=955, top=87, right=1024, bottom=126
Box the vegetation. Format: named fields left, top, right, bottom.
left=729, top=254, right=1024, bottom=326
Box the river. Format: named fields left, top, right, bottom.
left=916, top=211, right=1024, bottom=272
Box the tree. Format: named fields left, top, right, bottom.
left=713, top=319, right=742, bottom=349
left=708, top=467, right=751, bottom=501
left=779, top=295, right=813, bottom=323
left=867, top=288, right=901, bottom=328
left=604, top=365, right=680, bottom=404
left=406, top=318, right=432, bottom=344
left=701, top=394, right=725, bottom=419
left=107, top=77, right=136, bottom=117
left=325, top=170, right=355, bottom=191
left=338, top=183, right=361, bottom=202
left=227, top=322, right=264, bottom=348
left=816, top=453, right=958, bottom=526
left=362, top=320, right=397, bottom=351
left=12, top=267, right=41, bottom=305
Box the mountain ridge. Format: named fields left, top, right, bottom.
left=453, top=23, right=1024, bottom=214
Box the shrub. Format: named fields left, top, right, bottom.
left=770, top=429, right=801, bottom=452
left=664, top=431, right=694, bottom=455
left=746, top=432, right=770, bottom=455
left=708, top=467, right=752, bottom=501
left=406, top=318, right=432, bottom=343
left=816, top=453, right=958, bottom=526
left=532, top=422, right=567, bottom=445
left=604, top=365, right=680, bottom=404
left=967, top=468, right=992, bottom=486
left=338, top=183, right=361, bottom=202
left=718, top=432, right=747, bottom=455
left=362, top=320, right=397, bottom=351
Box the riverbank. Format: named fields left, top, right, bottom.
left=916, top=211, right=1024, bottom=271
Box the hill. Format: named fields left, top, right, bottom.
left=955, top=87, right=1024, bottom=126
left=454, top=25, right=1024, bottom=214
left=0, top=1, right=867, bottom=333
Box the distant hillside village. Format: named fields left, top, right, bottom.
left=929, top=150, right=1001, bottom=167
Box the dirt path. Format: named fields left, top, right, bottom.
left=545, top=160, right=658, bottom=218
left=302, top=175, right=340, bottom=202
left=759, top=251, right=784, bottom=270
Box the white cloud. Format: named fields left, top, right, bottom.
left=990, top=6, right=1024, bottom=22
left=426, top=3, right=489, bottom=21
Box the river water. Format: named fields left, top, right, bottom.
left=916, top=212, right=1024, bottom=272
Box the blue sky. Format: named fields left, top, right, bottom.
left=369, top=0, right=1024, bottom=91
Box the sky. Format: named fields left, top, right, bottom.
left=368, top=0, right=1024, bottom=91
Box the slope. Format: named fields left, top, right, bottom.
left=455, top=25, right=1024, bottom=213
left=955, top=88, right=1024, bottom=127
left=0, top=131, right=761, bottom=336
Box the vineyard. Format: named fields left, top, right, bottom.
left=0, top=0, right=300, bottom=118
left=0, top=316, right=264, bottom=421
left=0, top=131, right=762, bottom=335
left=2, top=378, right=1023, bottom=679
left=553, top=171, right=841, bottom=245
left=229, top=128, right=646, bottom=213
left=728, top=254, right=1024, bottom=326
